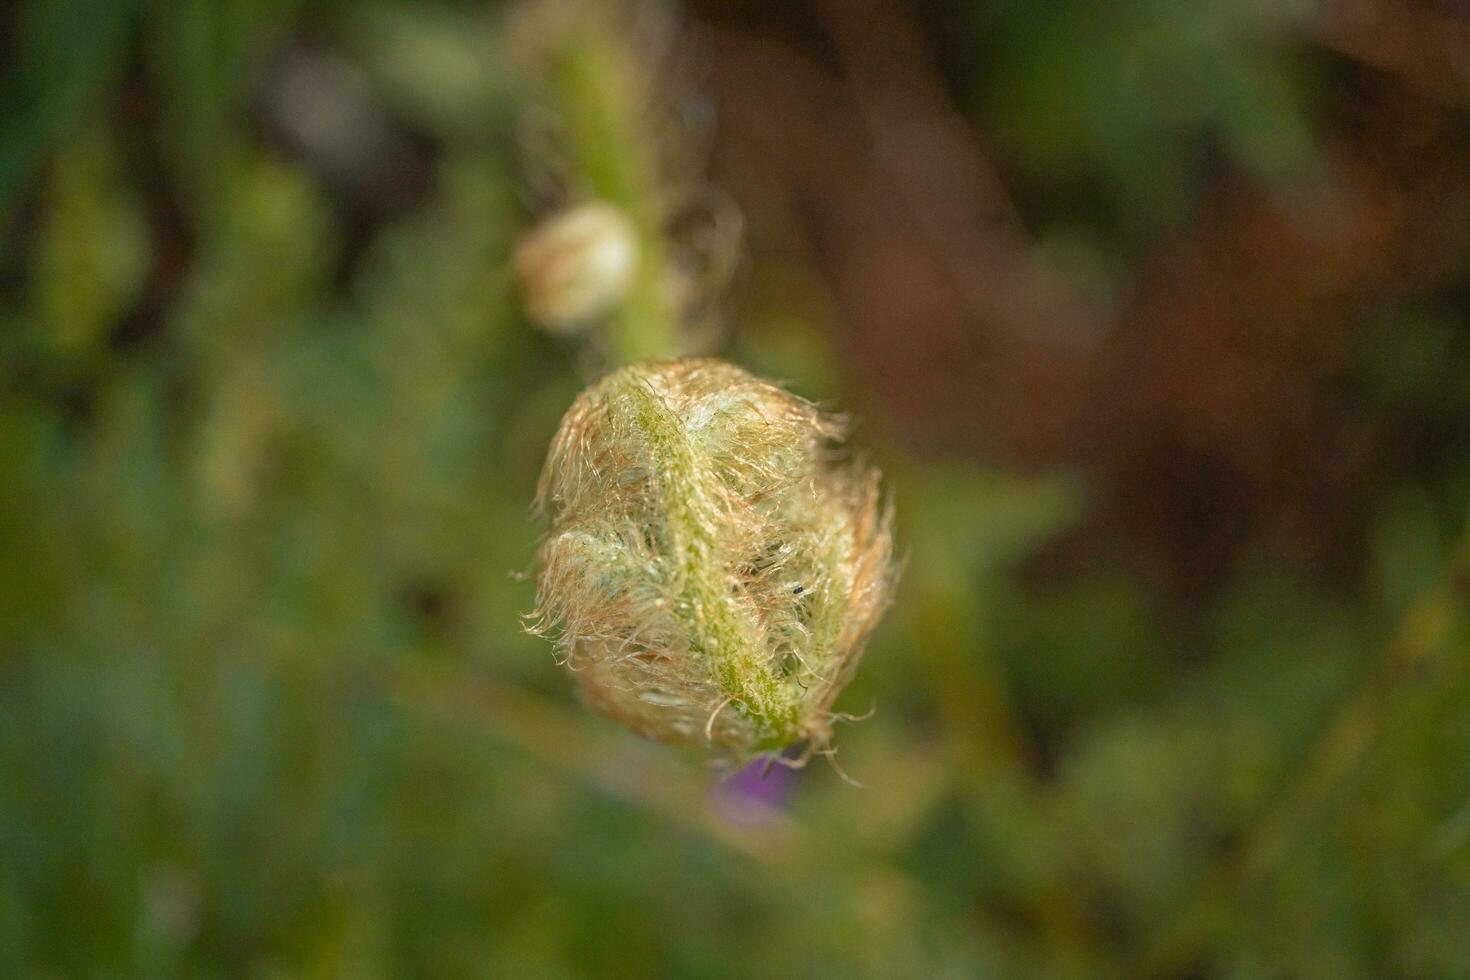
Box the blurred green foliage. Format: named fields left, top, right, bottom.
left=3, top=1, right=1470, bottom=977
left=975, top=0, right=1319, bottom=245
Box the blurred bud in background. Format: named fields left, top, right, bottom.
left=513, top=200, right=641, bottom=334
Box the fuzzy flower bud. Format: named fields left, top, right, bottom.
left=530, top=358, right=896, bottom=759
left=513, top=201, right=640, bottom=333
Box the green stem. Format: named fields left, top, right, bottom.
left=545, top=23, right=679, bottom=363
left=618, top=374, right=798, bottom=745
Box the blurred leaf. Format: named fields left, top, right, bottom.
left=979, top=0, right=1318, bottom=237
left=0, top=0, right=137, bottom=227
left=28, top=128, right=150, bottom=369
left=1370, top=486, right=1449, bottom=618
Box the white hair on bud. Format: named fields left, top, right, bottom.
left=528, top=358, right=896, bottom=760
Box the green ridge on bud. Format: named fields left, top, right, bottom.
left=529, top=358, right=896, bottom=759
